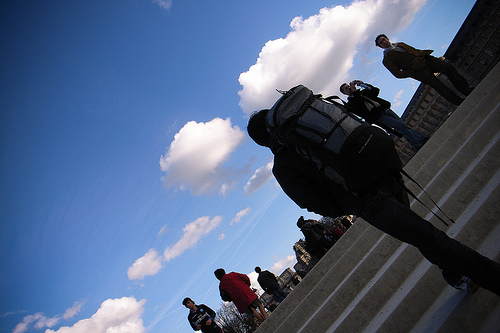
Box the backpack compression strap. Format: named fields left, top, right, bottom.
left=400, top=169, right=455, bottom=226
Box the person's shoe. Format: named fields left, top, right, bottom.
left=454, top=276, right=479, bottom=294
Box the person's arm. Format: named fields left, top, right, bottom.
left=398, top=42, right=433, bottom=56
left=361, top=83, right=380, bottom=98
left=383, top=57, right=414, bottom=78
left=200, top=304, right=216, bottom=319
left=200, top=305, right=215, bottom=327
left=239, top=273, right=251, bottom=286
left=187, top=314, right=200, bottom=331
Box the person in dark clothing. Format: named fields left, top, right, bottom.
left=296, top=217, right=336, bottom=259
left=340, top=80, right=427, bottom=150
left=255, top=267, right=288, bottom=303
left=375, top=34, right=473, bottom=105
left=247, top=109, right=500, bottom=296
left=182, top=297, right=223, bottom=333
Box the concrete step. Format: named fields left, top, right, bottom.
left=255, top=63, right=500, bottom=333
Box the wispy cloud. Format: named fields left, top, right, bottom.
left=392, top=89, right=405, bottom=108
left=128, top=216, right=223, bottom=280
left=63, top=301, right=85, bottom=320
left=160, top=118, right=246, bottom=196
left=164, top=216, right=223, bottom=261
left=157, top=224, right=169, bottom=237
left=230, top=207, right=251, bottom=225
left=238, top=0, right=427, bottom=115
left=152, top=0, right=172, bottom=10
left=13, top=301, right=85, bottom=333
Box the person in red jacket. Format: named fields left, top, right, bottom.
left=214, top=268, right=268, bottom=323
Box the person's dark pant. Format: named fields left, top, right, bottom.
left=272, top=286, right=288, bottom=303
left=412, top=56, right=471, bottom=105
left=358, top=175, right=500, bottom=295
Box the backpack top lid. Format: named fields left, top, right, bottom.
left=265, top=85, right=317, bottom=139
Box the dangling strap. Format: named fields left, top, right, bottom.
left=400, top=169, right=455, bottom=226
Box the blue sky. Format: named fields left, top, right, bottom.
left=1, top=0, right=475, bottom=332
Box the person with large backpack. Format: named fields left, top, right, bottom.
left=247, top=85, right=500, bottom=296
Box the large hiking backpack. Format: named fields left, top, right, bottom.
left=266, top=85, right=364, bottom=156
left=265, top=85, right=454, bottom=225
left=265, top=84, right=400, bottom=193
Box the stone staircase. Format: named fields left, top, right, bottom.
left=255, top=63, right=500, bottom=333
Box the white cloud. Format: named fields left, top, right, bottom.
left=34, top=315, right=60, bottom=329
left=270, top=255, right=296, bottom=274
left=152, top=0, right=172, bottom=10
left=127, top=216, right=223, bottom=280
left=127, top=249, right=163, bottom=280
left=392, top=89, right=405, bottom=108
left=238, top=0, right=427, bottom=115
left=163, top=216, right=223, bottom=261
left=157, top=224, right=169, bottom=237
left=230, top=207, right=251, bottom=225
left=159, top=118, right=246, bottom=196
left=248, top=271, right=262, bottom=294
left=218, top=233, right=225, bottom=240
left=63, top=301, right=85, bottom=320
left=244, top=161, right=274, bottom=195
left=12, top=300, right=85, bottom=333
left=46, top=297, right=146, bottom=333
left=13, top=313, right=44, bottom=333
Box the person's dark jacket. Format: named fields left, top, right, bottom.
left=299, top=221, right=335, bottom=258
left=346, top=84, right=391, bottom=123
left=257, top=270, right=280, bottom=294
left=382, top=42, right=433, bottom=79
left=187, top=304, right=217, bottom=333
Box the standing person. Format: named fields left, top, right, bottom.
left=247, top=108, right=500, bottom=296
left=182, top=297, right=224, bottom=333
left=214, top=269, right=268, bottom=323
left=255, top=267, right=288, bottom=303
left=340, top=80, right=427, bottom=150
left=296, top=217, right=336, bottom=259
left=375, top=34, right=473, bottom=106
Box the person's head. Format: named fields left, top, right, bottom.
left=375, top=34, right=391, bottom=49
left=247, top=109, right=271, bottom=147
left=255, top=266, right=261, bottom=273
left=214, top=268, right=226, bottom=280
left=297, top=216, right=305, bottom=228
left=182, top=297, right=196, bottom=311
left=340, top=83, right=351, bottom=96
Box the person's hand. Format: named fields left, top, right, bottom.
left=349, top=81, right=357, bottom=91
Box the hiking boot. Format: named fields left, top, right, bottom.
left=454, top=276, right=479, bottom=294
